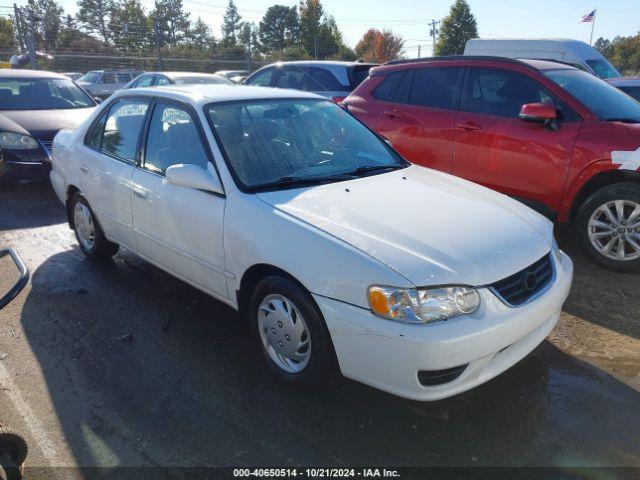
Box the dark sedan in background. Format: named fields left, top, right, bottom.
left=0, top=70, right=96, bottom=182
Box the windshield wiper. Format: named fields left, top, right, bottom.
left=348, top=164, right=406, bottom=176
left=604, top=117, right=640, bottom=123
left=252, top=174, right=354, bottom=191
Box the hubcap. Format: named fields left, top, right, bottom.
left=73, top=202, right=95, bottom=251
left=257, top=294, right=311, bottom=373
left=588, top=200, right=640, bottom=262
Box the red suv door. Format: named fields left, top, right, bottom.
left=354, top=66, right=463, bottom=173
left=453, top=67, right=583, bottom=216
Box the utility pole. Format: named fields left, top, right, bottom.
left=429, top=19, right=440, bottom=55
left=13, top=4, right=24, bottom=52
left=417, top=45, right=421, bottom=58
left=314, top=34, right=317, bottom=60
left=27, top=9, right=37, bottom=69
left=153, top=19, right=163, bottom=71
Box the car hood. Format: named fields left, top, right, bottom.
left=257, top=165, right=554, bottom=287
left=0, top=108, right=95, bottom=140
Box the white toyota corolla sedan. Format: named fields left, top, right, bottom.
left=50, top=85, right=573, bottom=401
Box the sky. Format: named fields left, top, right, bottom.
left=12, top=0, right=640, bottom=55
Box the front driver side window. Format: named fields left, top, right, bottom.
left=143, top=103, right=209, bottom=174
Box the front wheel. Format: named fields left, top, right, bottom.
left=70, top=193, right=119, bottom=261
left=575, top=182, right=640, bottom=272
left=249, top=276, right=337, bottom=384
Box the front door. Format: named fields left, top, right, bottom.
left=452, top=67, right=582, bottom=215
left=131, top=100, right=228, bottom=301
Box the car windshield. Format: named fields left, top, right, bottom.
left=0, top=78, right=96, bottom=110
left=78, top=71, right=101, bottom=83
left=543, top=69, right=640, bottom=123
left=174, top=76, right=231, bottom=85
left=619, top=86, right=640, bottom=103
left=206, top=98, right=407, bottom=191
left=585, top=59, right=620, bottom=79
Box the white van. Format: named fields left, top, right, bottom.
left=464, top=39, right=620, bottom=79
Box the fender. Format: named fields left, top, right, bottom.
left=559, top=156, right=640, bottom=223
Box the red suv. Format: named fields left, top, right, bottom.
left=343, top=57, right=640, bottom=271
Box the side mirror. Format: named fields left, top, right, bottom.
left=519, top=102, right=557, bottom=123
left=0, top=249, right=30, bottom=310
left=166, top=163, right=224, bottom=195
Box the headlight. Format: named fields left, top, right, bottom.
left=0, top=132, right=39, bottom=150
left=368, top=285, right=480, bottom=324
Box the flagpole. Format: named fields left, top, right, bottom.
left=590, top=8, right=597, bottom=45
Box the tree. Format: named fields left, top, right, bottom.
left=356, top=28, right=404, bottom=63
left=259, top=5, right=298, bottom=53
left=0, top=17, right=14, bottom=50
left=187, top=17, right=215, bottom=51
left=594, top=37, right=613, bottom=58
left=76, top=0, right=115, bottom=44
left=221, top=0, right=241, bottom=45
left=27, top=0, right=64, bottom=51
left=434, top=0, right=478, bottom=56
left=152, top=0, right=190, bottom=46
left=109, top=0, right=150, bottom=52
left=299, top=0, right=322, bottom=56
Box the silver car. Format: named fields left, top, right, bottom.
left=76, top=70, right=141, bottom=99
left=244, top=61, right=377, bottom=102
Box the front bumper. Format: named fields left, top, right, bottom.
left=314, top=250, right=573, bottom=401
left=0, top=146, right=51, bottom=181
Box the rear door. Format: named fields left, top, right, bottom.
left=377, top=66, right=463, bottom=173
left=452, top=67, right=582, bottom=215
left=79, top=97, right=150, bottom=247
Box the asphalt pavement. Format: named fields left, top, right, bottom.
left=0, top=181, right=639, bottom=477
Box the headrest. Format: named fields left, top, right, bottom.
left=115, top=114, right=144, bottom=135
left=166, top=122, right=200, bottom=148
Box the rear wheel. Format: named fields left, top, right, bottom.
left=70, top=193, right=119, bottom=261
left=575, top=182, right=640, bottom=272
left=248, top=275, right=336, bottom=384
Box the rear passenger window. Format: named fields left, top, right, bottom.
left=99, top=99, right=149, bottom=161
left=407, top=67, right=461, bottom=110
left=247, top=67, right=274, bottom=87
left=144, top=103, right=208, bottom=174
left=306, top=67, right=345, bottom=92
left=372, top=71, right=404, bottom=101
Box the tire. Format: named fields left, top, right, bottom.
left=70, top=192, right=119, bottom=261
left=575, top=182, right=640, bottom=272
left=248, top=275, right=337, bottom=385
left=0, top=426, right=28, bottom=468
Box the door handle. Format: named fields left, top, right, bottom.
left=133, top=187, right=148, bottom=200
left=383, top=109, right=404, bottom=119
left=80, top=165, right=89, bottom=173
left=456, top=122, right=482, bottom=131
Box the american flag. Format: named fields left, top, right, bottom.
left=582, top=10, right=596, bottom=22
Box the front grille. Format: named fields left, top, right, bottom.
left=490, top=254, right=553, bottom=307
left=40, top=140, right=53, bottom=154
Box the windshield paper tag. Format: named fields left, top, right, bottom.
left=612, top=147, right=640, bottom=171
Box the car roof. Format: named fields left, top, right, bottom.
left=374, top=56, right=577, bottom=74
left=118, top=84, right=323, bottom=105
left=262, top=61, right=376, bottom=68
left=0, top=69, right=69, bottom=79
left=144, top=71, right=224, bottom=79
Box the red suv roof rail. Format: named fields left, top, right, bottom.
left=383, top=55, right=535, bottom=69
